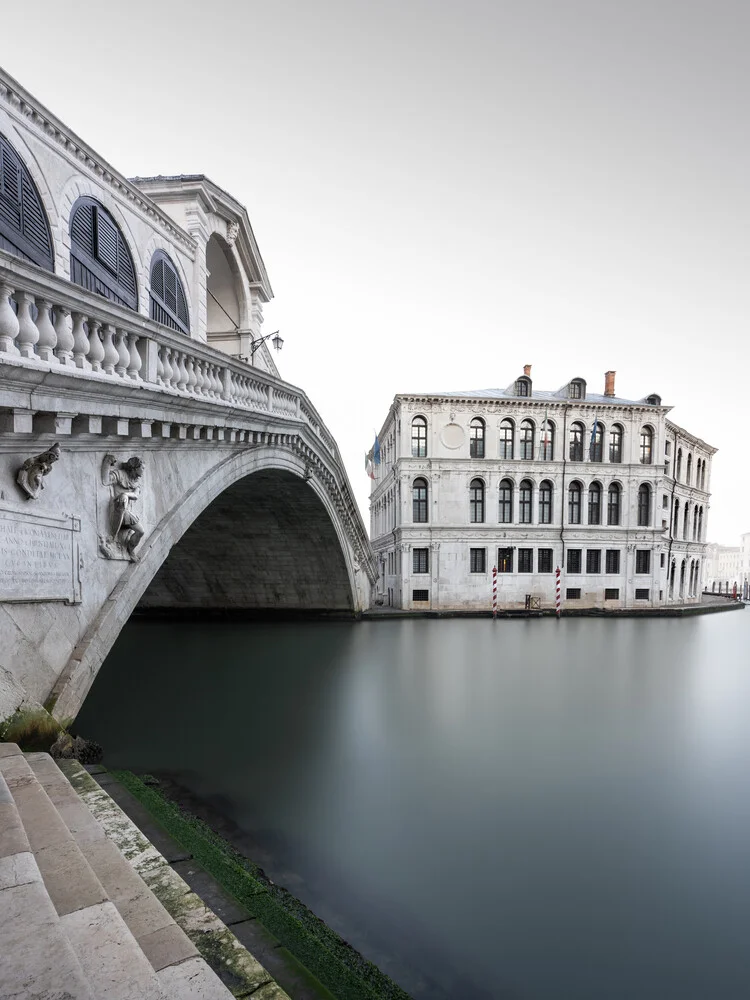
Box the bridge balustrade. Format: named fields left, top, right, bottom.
left=0, top=250, right=337, bottom=459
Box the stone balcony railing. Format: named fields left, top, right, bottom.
left=0, top=250, right=338, bottom=456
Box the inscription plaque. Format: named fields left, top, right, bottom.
left=0, top=502, right=82, bottom=603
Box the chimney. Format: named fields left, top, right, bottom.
left=523, top=364, right=532, bottom=377
left=604, top=370, right=616, bottom=397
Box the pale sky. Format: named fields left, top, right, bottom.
left=3, top=0, right=748, bottom=543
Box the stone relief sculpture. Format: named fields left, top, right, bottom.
left=99, top=455, right=144, bottom=561
left=226, top=221, right=240, bottom=247
left=16, top=442, right=61, bottom=499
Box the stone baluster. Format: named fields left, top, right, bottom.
left=194, top=359, right=206, bottom=395
left=71, top=313, right=89, bottom=368
left=35, top=300, right=57, bottom=362
left=212, top=365, right=222, bottom=398
left=221, top=366, right=231, bottom=401
left=53, top=307, right=74, bottom=365
left=176, top=352, right=188, bottom=391
left=87, top=319, right=105, bottom=372
left=185, top=356, right=197, bottom=393
left=114, top=329, right=130, bottom=377
left=205, top=363, right=216, bottom=398
left=0, top=283, right=19, bottom=354
left=127, top=334, right=142, bottom=380
left=156, top=345, right=165, bottom=385
left=16, top=292, right=39, bottom=359
left=267, top=385, right=274, bottom=412
left=101, top=324, right=119, bottom=375
left=161, top=347, right=173, bottom=387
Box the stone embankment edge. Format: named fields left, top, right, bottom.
left=59, top=760, right=290, bottom=1000
left=110, top=770, right=411, bottom=1000
left=362, top=602, right=746, bottom=620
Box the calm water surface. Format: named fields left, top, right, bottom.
left=79, top=613, right=750, bottom=1000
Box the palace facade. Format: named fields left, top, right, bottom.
left=370, top=368, right=716, bottom=611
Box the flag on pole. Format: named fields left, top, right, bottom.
left=373, top=434, right=381, bottom=465
left=365, top=449, right=375, bottom=480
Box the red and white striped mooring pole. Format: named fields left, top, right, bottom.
left=492, top=565, right=497, bottom=619
left=555, top=566, right=561, bottom=618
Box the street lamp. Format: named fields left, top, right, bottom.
left=249, top=330, right=284, bottom=362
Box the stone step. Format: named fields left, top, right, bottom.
left=0, top=745, right=168, bottom=1000
left=26, top=752, right=211, bottom=987
left=0, top=755, right=92, bottom=1000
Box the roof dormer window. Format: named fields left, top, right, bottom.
left=515, top=376, right=531, bottom=397
left=646, top=394, right=662, bottom=406
left=569, top=378, right=586, bottom=400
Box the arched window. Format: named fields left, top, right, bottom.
left=673, top=498, right=680, bottom=536
left=539, top=480, right=553, bottom=523
left=519, top=479, right=533, bottom=523
left=499, top=419, right=514, bottom=459
left=470, top=417, right=485, bottom=459
left=540, top=420, right=554, bottom=460
left=637, top=483, right=651, bottom=527
left=679, top=559, right=686, bottom=599
left=515, top=376, right=531, bottom=397
left=686, top=453, right=693, bottom=485
left=676, top=448, right=683, bottom=480
left=640, top=426, right=653, bottom=465
left=698, top=507, right=704, bottom=539
left=150, top=250, right=190, bottom=334
left=609, top=423, right=623, bottom=463
left=607, top=483, right=621, bottom=525
left=590, top=420, right=604, bottom=462
left=520, top=419, right=535, bottom=460
left=499, top=479, right=513, bottom=523
left=470, top=478, right=485, bottom=523
left=69, top=197, right=137, bottom=309
left=588, top=482, right=602, bottom=525
left=569, top=422, right=585, bottom=462
left=569, top=378, right=586, bottom=399
left=683, top=503, right=689, bottom=540
left=692, top=505, right=698, bottom=540
left=569, top=481, right=582, bottom=524
left=411, top=417, right=427, bottom=457
left=0, top=133, right=54, bottom=271
left=646, top=394, right=662, bottom=406
left=701, top=462, right=706, bottom=490
left=412, top=478, right=428, bottom=522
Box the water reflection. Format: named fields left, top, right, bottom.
left=78, top=612, right=750, bottom=1000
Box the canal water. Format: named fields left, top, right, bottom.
left=78, top=612, right=750, bottom=1000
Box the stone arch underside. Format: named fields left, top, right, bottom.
left=138, top=469, right=354, bottom=612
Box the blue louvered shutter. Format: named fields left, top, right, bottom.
left=0, top=134, right=54, bottom=271
left=70, top=197, right=137, bottom=309
left=149, top=250, right=189, bottom=334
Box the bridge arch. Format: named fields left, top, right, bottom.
left=51, top=446, right=361, bottom=720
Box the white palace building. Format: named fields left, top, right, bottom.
left=370, top=368, right=716, bottom=611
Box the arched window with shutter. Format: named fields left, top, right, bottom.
left=69, top=196, right=138, bottom=310
left=150, top=250, right=190, bottom=334
left=0, top=132, right=54, bottom=271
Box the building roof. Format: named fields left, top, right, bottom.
left=408, top=388, right=664, bottom=407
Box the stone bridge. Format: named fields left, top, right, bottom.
left=0, top=251, right=376, bottom=721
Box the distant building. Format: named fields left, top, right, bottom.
left=370, top=368, right=715, bottom=611
left=704, top=542, right=743, bottom=594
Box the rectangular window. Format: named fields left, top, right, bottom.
left=662, top=494, right=669, bottom=508
left=470, top=548, right=486, bottom=573
left=413, top=548, right=429, bottom=574
left=412, top=589, right=429, bottom=602
left=605, top=588, right=620, bottom=600
left=538, top=549, right=553, bottom=574
left=660, top=552, right=665, bottom=568
left=567, top=549, right=582, bottom=574
left=566, top=588, right=581, bottom=600
left=635, top=589, right=651, bottom=600
left=605, top=549, right=621, bottom=574
left=586, top=549, right=601, bottom=574
left=635, top=550, right=651, bottom=574
left=518, top=548, right=533, bottom=573
left=497, top=547, right=513, bottom=573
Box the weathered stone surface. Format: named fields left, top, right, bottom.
left=157, top=955, right=237, bottom=1000
left=60, top=900, right=168, bottom=1000
left=0, top=800, right=29, bottom=858
left=0, top=850, right=41, bottom=890
left=0, top=880, right=92, bottom=1000
left=138, top=921, right=198, bottom=972
left=0, top=742, right=23, bottom=759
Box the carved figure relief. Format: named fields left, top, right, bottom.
left=99, top=455, right=144, bottom=561
left=16, top=442, right=61, bottom=499
left=226, top=221, right=240, bottom=247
